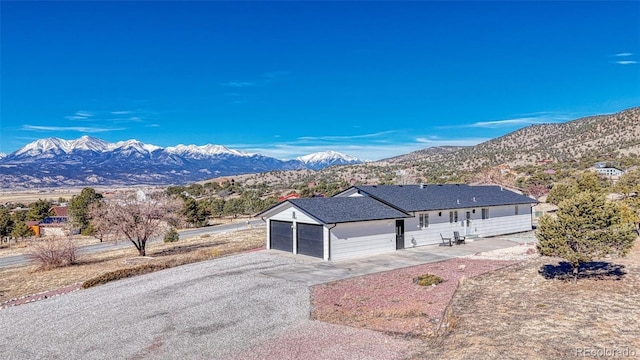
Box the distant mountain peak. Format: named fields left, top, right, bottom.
left=296, top=150, right=362, bottom=170
left=297, top=150, right=360, bottom=163
left=165, top=144, right=253, bottom=158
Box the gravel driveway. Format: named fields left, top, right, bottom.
left=0, top=252, right=419, bottom=359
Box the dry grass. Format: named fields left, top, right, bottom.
left=415, top=240, right=640, bottom=359
left=0, top=228, right=265, bottom=307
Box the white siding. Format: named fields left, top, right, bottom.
left=471, top=205, right=532, bottom=237
left=267, top=203, right=321, bottom=224
left=334, top=188, right=362, bottom=197
left=330, top=220, right=396, bottom=261
left=403, top=205, right=533, bottom=247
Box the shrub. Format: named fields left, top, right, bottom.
left=413, top=274, right=444, bottom=286
left=163, top=227, right=179, bottom=243
left=28, top=236, right=78, bottom=270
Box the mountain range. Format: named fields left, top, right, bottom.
left=1, top=107, right=638, bottom=188
left=0, top=136, right=362, bottom=188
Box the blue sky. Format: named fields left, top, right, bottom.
left=1, top=1, right=639, bottom=160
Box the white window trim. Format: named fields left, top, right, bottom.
left=449, top=210, right=458, bottom=223
left=419, top=213, right=429, bottom=229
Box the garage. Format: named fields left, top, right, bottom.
left=270, top=220, right=293, bottom=252
left=296, top=223, right=324, bottom=258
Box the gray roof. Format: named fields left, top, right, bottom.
left=352, top=184, right=536, bottom=212
left=288, top=197, right=410, bottom=224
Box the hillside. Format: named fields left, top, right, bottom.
left=382, top=107, right=640, bottom=169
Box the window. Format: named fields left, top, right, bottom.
left=419, top=213, right=429, bottom=228
left=449, top=210, right=458, bottom=223
left=515, top=205, right=519, bottom=215
left=482, top=208, right=489, bottom=220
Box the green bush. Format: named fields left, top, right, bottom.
left=163, top=228, right=179, bottom=243
left=413, top=274, right=444, bottom=286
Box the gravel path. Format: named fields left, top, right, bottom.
left=0, top=252, right=420, bottom=359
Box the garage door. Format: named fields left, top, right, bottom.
left=297, top=223, right=324, bottom=258
left=270, top=220, right=293, bottom=252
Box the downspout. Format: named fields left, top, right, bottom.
left=327, top=223, right=337, bottom=261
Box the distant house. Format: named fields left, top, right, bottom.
left=35, top=206, right=70, bottom=236
left=258, top=184, right=537, bottom=261
left=594, top=162, right=624, bottom=177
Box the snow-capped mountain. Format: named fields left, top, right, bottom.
left=296, top=150, right=362, bottom=170
left=0, top=136, right=361, bottom=188
left=165, top=144, right=252, bottom=159
left=0, top=153, right=6, bottom=160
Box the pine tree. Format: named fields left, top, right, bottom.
left=536, top=192, right=636, bottom=281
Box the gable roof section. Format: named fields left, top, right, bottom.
left=288, top=197, right=410, bottom=224
left=351, top=184, right=536, bottom=212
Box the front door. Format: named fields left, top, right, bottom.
left=395, top=220, right=404, bottom=250
left=465, top=211, right=472, bottom=235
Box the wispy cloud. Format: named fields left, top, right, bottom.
left=22, top=125, right=124, bottom=133
left=616, top=60, right=638, bottom=65
left=221, top=70, right=290, bottom=88
left=438, top=112, right=574, bottom=129
left=111, top=110, right=132, bottom=115
left=615, top=53, right=633, bottom=57
left=468, top=117, right=551, bottom=128
left=297, top=130, right=398, bottom=142
left=221, top=81, right=258, bottom=88
left=65, top=111, right=95, bottom=121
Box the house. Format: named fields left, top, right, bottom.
left=594, top=162, right=624, bottom=177
left=37, top=206, right=70, bottom=237
left=258, top=184, right=537, bottom=261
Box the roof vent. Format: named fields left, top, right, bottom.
left=420, top=183, right=425, bottom=189
left=473, top=197, right=476, bottom=202
left=456, top=199, right=460, bottom=204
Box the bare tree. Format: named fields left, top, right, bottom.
left=89, top=193, right=181, bottom=256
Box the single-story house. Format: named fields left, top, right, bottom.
left=594, top=162, right=625, bottom=177
left=258, top=184, right=537, bottom=261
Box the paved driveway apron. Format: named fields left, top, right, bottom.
left=264, top=236, right=528, bottom=285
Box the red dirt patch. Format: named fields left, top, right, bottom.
left=311, top=258, right=519, bottom=337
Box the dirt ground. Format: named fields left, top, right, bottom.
left=414, top=241, right=640, bottom=359
left=0, top=228, right=265, bottom=307
left=312, top=238, right=640, bottom=359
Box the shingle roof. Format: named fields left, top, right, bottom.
left=352, top=184, right=536, bottom=212
left=288, top=197, right=410, bottom=224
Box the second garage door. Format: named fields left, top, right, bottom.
left=296, top=223, right=324, bottom=258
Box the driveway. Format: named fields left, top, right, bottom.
left=0, top=252, right=420, bottom=359
left=0, top=233, right=535, bottom=359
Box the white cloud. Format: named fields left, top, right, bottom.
left=221, top=81, right=258, bottom=88
left=616, top=60, right=638, bottom=65
left=297, top=130, right=398, bottom=142
left=615, top=53, right=633, bottom=57
left=222, top=70, right=290, bottom=88
left=75, top=111, right=94, bottom=117
left=22, top=125, right=124, bottom=133
left=111, top=111, right=132, bottom=115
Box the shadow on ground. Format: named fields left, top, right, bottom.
left=539, top=261, right=626, bottom=281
